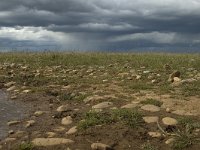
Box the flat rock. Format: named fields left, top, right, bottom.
left=4, top=81, right=16, bottom=87
left=61, top=116, right=73, bottom=125
left=7, top=86, right=16, bottom=91
left=32, top=138, right=74, bottom=146
left=171, top=110, right=197, bottom=116
left=91, top=143, right=112, bottom=150
left=148, top=132, right=161, bottom=138
left=141, top=104, right=160, bottom=112
left=4, top=138, right=16, bottom=142
left=121, top=103, right=138, bottom=109
left=56, top=105, right=69, bottom=112
left=7, top=120, right=20, bottom=126
left=143, top=116, right=159, bottom=123
left=162, top=117, right=178, bottom=126
left=92, top=102, right=113, bottom=109
left=66, top=126, right=77, bottom=135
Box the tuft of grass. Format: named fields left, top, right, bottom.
left=141, top=142, right=158, bottom=150
left=78, top=108, right=144, bottom=130
left=111, top=109, right=144, bottom=128
left=78, top=111, right=113, bottom=130
left=59, top=92, right=74, bottom=101
left=140, top=98, right=163, bottom=107
left=18, top=142, right=34, bottom=150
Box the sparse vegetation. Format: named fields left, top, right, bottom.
left=18, top=142, right=34, bottom=150
left=140, top=98, right=163, bottom=107
left=141, top=142, right=158, bottom=150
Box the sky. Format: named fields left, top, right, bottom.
left=0, top=0, right=200, bottom=52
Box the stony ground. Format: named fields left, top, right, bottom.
left=0, top=53, right=200, bottom=150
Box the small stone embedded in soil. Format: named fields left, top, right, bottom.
left=165, top=138, right=175, bottom=145
left=4, top=81, right=16, bottom=87
left=46, top=132, right=56, bottom=138
left=8, top=130, right=14, bottom=134
left=173, top=77, right=181, bottom=82
left=92, top=102, right=113, bottom=109
left=143, top=116, right=159, bottom=123
left=7, top=86, right=16, bottom=91
left=148, top=132, right=162, bottom=138
left=7, top=120, right=20, bottom=126
left=66, top=126, right=77, bottom=135
left=25, top=120, right=35, bottom=128
left=141, top=104, right=160, bottom=112
left=34, top=111, right=44, bottom=116
left=166, top=108, right=171, bottom=113
left=12, top=131, right=25, bottom=138
left=91, top=143, right=113, bottom=150
left=56, top=105, right=69, bottom=112
left=61, top=116, right=73, bottom=125
left=121, top=103, right=138, bottom=109
left=4, top=138, right=16, bottom=142
left=53, top=126, right=65, bottom=132
left=162, top=117, right=178, bottom=126
left=171, top=110, right=197, bottom=116
left=31, top=138, right=74, bottom=146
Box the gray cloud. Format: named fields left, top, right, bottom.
left=0, top=0, right=200, bottom=51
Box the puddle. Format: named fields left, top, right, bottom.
left=0, top=90, right=26, bottom=140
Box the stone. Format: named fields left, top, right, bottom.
left=168, top=71, right=181, bottom=82
left=91, top=143, right=112, bottom=150
left=8, top=130, right=14, bottom=134
left=143, top=116, right=159, bottom=123
left=166, top=108, right=171, bottom=113
left=25, top=120, right=35, bottom=128
left=4, top=138, right=16, bottom=142
left=66, top=126, right=77, bottom=135
left=162, top=117, right=178, bottom=126
left=4, top=81, right=16, bottom=87
left=171, top=110, right=196, bottom=116
left=53, top=126, right=65, bottom=132
left=136, top=75, right=141, bottom=80
left=148, top=132, right=161, bottom=138
left=22, top=89, right=31, bottom=93
left=173, top=77, right=181, bottom=82
left=92, top=102, right=113, bottom=109
left=34, top=111, right=44, bottom=117
left=141, top=105, right=160, bottom=112
left=32, top=138, right=74, bottom=146
left=165, top=138, right=175, bottom=145
left=61, top=116, right=73, bottom=125
left=7, top=120, right=20, bottom=126
left=56, top=105, right=69, bottom=112
left=12, top=131, right=25, bottom=138
left=7, top=86, right=16, bottom=91
left=46, top=132, right=56, bottom=138
left=121, top=103, right=138, bottom=109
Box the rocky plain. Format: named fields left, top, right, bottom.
left=0, top=52, right=199, bottom=150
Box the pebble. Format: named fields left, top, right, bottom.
left=25, top=120, right=35, bottom=128
left=57, top=105, right=69, bottom=112
left=4, top=138, right=16, bottom=142
left=34, top=111, right=44, bottom=117
left=141, top=104, right=160, bottom=112
left=53, top=126, right=65, bottom=132
left=66, top=126, right=77, bottom=135
left=148, top=132, right=161, bottom=138
left=46, top=132, right=56, bottom=138
left=92, top=102, right=113, bottom=109
left=165, top=138, right=175, bottom=145
left=91, top=143, right=112, bottom=150
left=162, top=117, right=178, bottom=126
left=32, top=138, right=74, bottom=146
left=8, top=130, right=14, bottom=134
left=7, top=86, right=16, bottom=91
left=61, top=116, right=73, bottom=125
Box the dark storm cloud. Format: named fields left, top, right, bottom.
left=0, top=0, right=200, bottom=51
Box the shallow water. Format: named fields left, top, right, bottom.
left=0, top=90, right=25, bottom=140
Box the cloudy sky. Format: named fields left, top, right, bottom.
left=1, top=0, right=200, bottom=52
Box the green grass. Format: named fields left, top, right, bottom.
left=140, top=98, right=163, bottom=107
left=18, top=142, right=34, bottom=150
left=78, top=108, right=144, bottom=130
